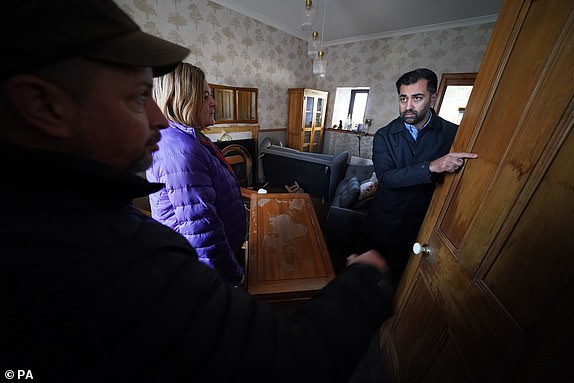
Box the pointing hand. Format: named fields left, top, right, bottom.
left=429, top=152, right=478, bottom=173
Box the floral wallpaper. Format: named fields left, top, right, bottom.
left=116, top=0, right=494, bottom=157
left=319, top=24, right=493, bottom=132
left=117, top=0, right=313, bottom=131
left=320, top=23, right=494, bottom=158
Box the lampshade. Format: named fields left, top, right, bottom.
left=313, top=50, right=326, bottom=78
left=301, top=0, right=316, bottom=31
left=307, top=31, right=320, bottom=59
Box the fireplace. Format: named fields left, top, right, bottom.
left=214, top=139, right=257, bottom=187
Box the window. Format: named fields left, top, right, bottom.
left=348, top=90, right=369, bottom=126
left=435, top=73, right=477, bottom=125
left=331, top=87, right=369, bottom=130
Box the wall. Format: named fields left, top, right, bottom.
left=320, top=23, right=494, bottom=158
left=116, top=0, right=314, bottom=132
left=317, top=24, right=494, bottom=133
left=117, top=0, right=494, bottom=157
left=323, top=130, right=374, bottom=159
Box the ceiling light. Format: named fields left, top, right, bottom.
left=313, top=50, right=326, bottom=78
left=307, top=31, right=320, bottom=59
left=311, top=0, right=327, bottom=77
left=301, top=0, right=316, bottom=31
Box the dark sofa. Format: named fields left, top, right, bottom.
left=324, top=158, right=376, bottom=271
left=259, top=138, right=349, bottom=203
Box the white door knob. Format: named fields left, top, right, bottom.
left=413, top=242, right=431, bottom=256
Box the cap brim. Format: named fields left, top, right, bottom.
left=83, top=30, right=189, bottom=77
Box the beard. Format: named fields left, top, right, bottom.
left=126, top=133, right=161, bottom=174
left=400, top=101, right=432, bottom=125
left=126, top=152, right=153, bottom=174
left=401, top=109, right=424, bottom=125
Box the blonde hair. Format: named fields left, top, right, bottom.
left=153, top=62, right=207, bottom=130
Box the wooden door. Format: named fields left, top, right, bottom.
left=287, top=88, right=304, bottom=151
left=380, top=1, right=574, bottom=382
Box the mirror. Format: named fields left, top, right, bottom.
left=211, top=84, right=258, bottom=124
left=236, top=89, right=257, bottom=121
left=213, top=87, right=234, bottom=121
left=435, top=72, right=477, bottom=125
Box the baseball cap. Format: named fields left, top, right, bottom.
left=4, top=0, right=189, bottom=78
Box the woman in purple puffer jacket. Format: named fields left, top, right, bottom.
left=146, top=63, right=245, bottom=285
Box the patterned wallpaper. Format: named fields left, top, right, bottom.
left=319, top=24, right=494, bottom=132
left=116, top=0, right=494, bottom=156
left=116, top=0, right=313, bottom=131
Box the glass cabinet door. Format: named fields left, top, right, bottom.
left=314, top=97, right=324, bottom=128
left=303, top=130, right=312, bottom=152
left=305, top=96, right=315, bottom=128
left=312, top=129, right=322, bottom=152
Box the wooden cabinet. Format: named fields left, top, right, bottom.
left=287, top=88, right=328, bottom=152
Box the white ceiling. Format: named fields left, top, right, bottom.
left=211, top=0, right=503, bottom=45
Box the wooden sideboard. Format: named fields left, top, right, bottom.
left=247, top=193, right=334, bottom=304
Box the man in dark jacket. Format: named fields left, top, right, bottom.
left=0, top=1, right=394, bottom=382
left=357, top=68, right=477, bottom=282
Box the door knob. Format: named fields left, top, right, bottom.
left=413, top=242, right=431, bottom=256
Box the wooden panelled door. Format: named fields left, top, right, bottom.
left=380, top=0, right=574, bottom=382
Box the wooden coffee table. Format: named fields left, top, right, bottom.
left=246, top=193, right=335, bottom=304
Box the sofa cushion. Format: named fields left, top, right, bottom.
left=359, top=181, right=377, bottom=200
left=337, top=176, right=360, bottom=208
left=328, top=151, right=350, bottom=201
left=344, top=163, right=375, bottom=182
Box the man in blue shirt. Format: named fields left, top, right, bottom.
left=357, top=68, right=477, bottom=283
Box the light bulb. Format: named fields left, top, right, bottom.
left=313, top=50, right=326, bottom=78
left=307, top=31, right=320, bottom=59
left=301, top=0, right=316, bottom=31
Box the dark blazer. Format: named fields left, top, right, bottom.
left=367, top=109, right=458, bottom=246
